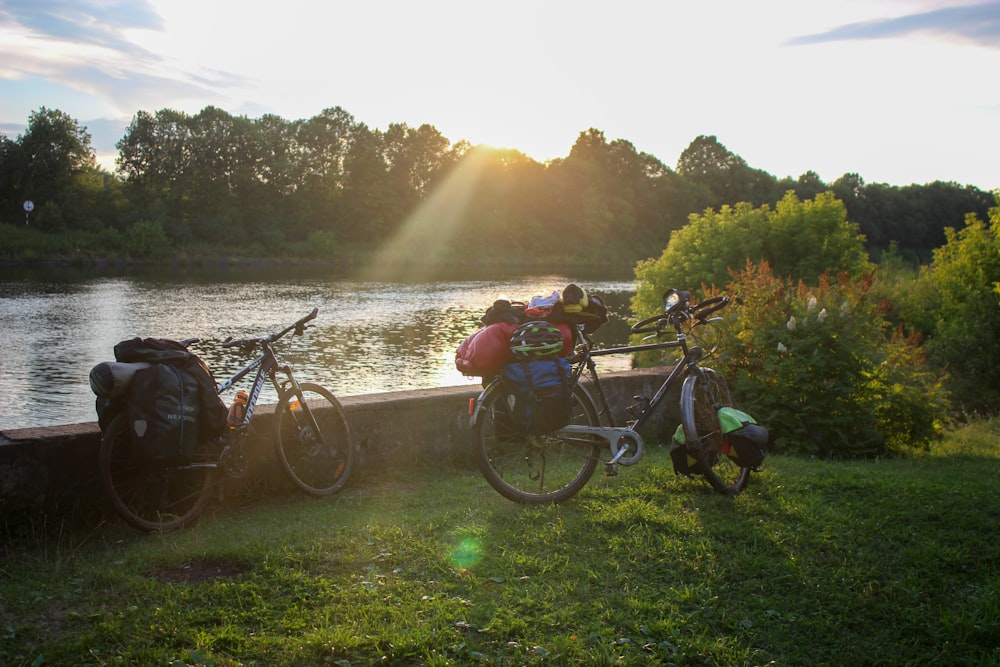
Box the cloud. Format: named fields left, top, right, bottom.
left=788, top=1, right=1000, bottom=49
left=1, top=0, right=162, bottom=55
left=0, top=0, right=249, bottom=117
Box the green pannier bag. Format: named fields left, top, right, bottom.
left=669, top=407, right=768, bottom=475
left=717, top=407, right=768, bottom=469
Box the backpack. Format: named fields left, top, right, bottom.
left=501, top=357, right=574, bottom=435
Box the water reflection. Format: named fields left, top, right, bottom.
left=0, top=268, right=638, bottom=429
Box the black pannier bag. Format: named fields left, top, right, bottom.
left=717, top=407, right=768, bottom=469
left=126, top=363, right=201, bottom=464
left=89, top=360, right=150, bottom=430
left=101, top=337, right=228, bottom=463
left=669, top=424, right=705, bottom=476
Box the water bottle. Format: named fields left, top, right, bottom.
left=227, top=390, right=249, bottom=428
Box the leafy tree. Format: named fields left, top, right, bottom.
left=675, top=135, right=764, bottom=207
left=901, top=205, right=1000, bottom=414
left=0, top=107, right=111, bottom=230
left=794, top=170, right=828, bottom=201
left=116, top=108, right=195, bottom=216
left=339, top=124, right=392, bottom=244
left=633, top=192, right=871, bottom=317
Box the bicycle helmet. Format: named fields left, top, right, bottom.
left=509, top=321, right=564, bottom=360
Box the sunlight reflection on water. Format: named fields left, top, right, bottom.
left=0, top=269, right=639, bottom=429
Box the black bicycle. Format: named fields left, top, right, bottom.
left=470, top=289, right=751, bottom=504
left=98, top=309, right=354, bottom=532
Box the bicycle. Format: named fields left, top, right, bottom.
left=470, top=289, right=751, bottom=504
left=97, top=308, right=354, bottom=532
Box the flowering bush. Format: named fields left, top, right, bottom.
left=713, top=261, right=949, bottom=458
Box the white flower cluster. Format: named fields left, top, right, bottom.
left=777, top=295, right=830, bottom=354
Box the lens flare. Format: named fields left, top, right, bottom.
left=449, top=537, right=483, bottom=569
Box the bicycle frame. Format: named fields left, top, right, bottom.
left=216, top=345, right=280, bottom=431
left=556, top=325, right=711, bottom=468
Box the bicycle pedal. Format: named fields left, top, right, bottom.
left=604, top=462, right=618, bottom=476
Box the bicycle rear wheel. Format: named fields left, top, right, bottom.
left=274, top=382, right=354, bottom=496
left=473, top=381, right=602, bottom=504
left=98, top=412, right=217, bottom=532
left=680, top=368, right=751, bottom=495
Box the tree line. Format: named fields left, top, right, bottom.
left=1, top=106, right=994, bottom=267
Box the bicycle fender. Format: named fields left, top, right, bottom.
left=469, top=380, right=502, bottom=429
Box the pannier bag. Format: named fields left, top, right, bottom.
left=127, top=363, right=201, bottom=464
left=717, top=407, right=768, bottom=469
left=500, top=321, right=575, bottom=434
left=669, top=424, right=705, bottom=476
left=91, top=337, right=228, bottom=463
left=113, top=337, right=228, bottom=439
left=669, top=407, right=768, bottom=475
left=90, top=361, right=150, bottom=430
left=502, top=357, right=574, bottom=435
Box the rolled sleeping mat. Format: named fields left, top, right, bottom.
left=89, top=361, right=151, bottom=399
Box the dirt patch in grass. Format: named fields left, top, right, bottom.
left=146, top=559, right=250, bottom=584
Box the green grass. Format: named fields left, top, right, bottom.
left=3, top=419, right=1000, bottom=666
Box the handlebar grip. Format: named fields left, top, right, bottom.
left=630, top=313, right=666, bottom=335
left=693, top=296, right=729, bottom=320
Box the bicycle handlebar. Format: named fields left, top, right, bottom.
left=629, top=290, right=729, bottom=335
left=222, top=308, right=319, bottom=350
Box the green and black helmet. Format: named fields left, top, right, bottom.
left=509, top=321, right=563, bottom=360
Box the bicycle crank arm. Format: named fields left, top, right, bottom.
left=559, top=425, right=645, bottom=466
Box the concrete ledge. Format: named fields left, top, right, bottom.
left=1, top=369, right=678, bottom=523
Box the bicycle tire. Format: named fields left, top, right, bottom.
left=680, top=368, right=751, bottom=495
left=97, top=412, right=217, bottom=532
left=473, top=381, right=602, bottom=504
left=273, top=382, right=354, bottom=496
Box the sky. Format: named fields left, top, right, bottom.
left=1, top=0, right=998, bottom=191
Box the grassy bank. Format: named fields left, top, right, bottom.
left=2, top=420, right=999, bottom=666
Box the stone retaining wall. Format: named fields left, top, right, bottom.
left=0, top=369, right=678, bottom=524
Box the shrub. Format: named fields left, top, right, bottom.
left=712, top=261, right=948, bottom=458
left=124, top=219, right=171, bottom=259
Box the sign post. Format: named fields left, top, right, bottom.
left=23, top=200, right=34, bottom=225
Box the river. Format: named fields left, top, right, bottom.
left=0, top=265, right=639, bottom=430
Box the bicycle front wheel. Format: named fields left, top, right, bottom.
left=97, top=412, right=217, bottom=532
left=274, top=382, right=354, bottom=496
left=680, top=368, right=751, bottom=495
left=473, top=381, right=602, bottom=504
